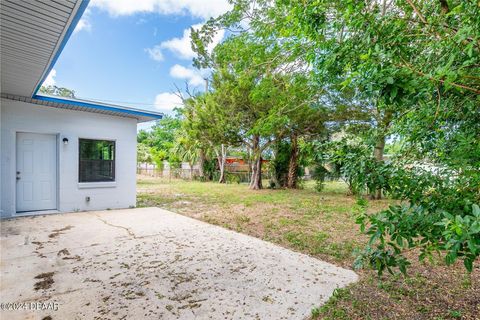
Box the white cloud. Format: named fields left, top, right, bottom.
left=169, top=64, right=204, bottom=86
left=145, top=45, right=164, bottom=61
left=91, top=0, right=231, bottom=20
left=74, top=8, right=92, bottom=34
left=146, top=23, right=225, bottom=61
left=154, top=92, right=183, bottom=113
left=159, top=26, right=198, bottom=60
left=74, top=17, right=91, bottom=33
left=43, top=69, right=56, bottom=87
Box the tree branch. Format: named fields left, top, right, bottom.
left=405, top=0, right=427, bottom=25
left=399, top=61, right=480, bottom=95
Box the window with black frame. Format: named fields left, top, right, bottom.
left=79, top=139, right=115, bottom=182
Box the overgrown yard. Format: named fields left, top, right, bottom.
left=137, top=177, right=479, bottom=320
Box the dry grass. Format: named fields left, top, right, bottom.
left=137, top=176, right=479, bottom=320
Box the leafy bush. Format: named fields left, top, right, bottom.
left=268, top=141, right=291, bottom=188
left=354, top=163, right=480, bottom=274
left=202, top=159, right=217, bottom=181
left=312, top=139, right=389, bottom=196
left=311, top=165, right=329, bottom=192
left=312, top=139, right=480, bottom=273
left=225, top=172, right=241, bottom=184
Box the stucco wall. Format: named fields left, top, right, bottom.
left=0, top=98, right=138, bottom=218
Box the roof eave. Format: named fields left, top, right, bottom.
left=2, top=93, right=163, bottom=123
left=32, top=94, right=163, bottom=123
left=30, top=0, right=91, bottom=97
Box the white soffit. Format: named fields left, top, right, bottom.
left=1, top=93, right=164, bottom=123
left=0, top=0, right=87, bottom=97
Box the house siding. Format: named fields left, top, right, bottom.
left=0, top=98, right=137, bottom=218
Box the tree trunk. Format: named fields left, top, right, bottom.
left=381, top=0, right=387, bottom=16
left=287, top=133, right=299, bottom=189
left=198, top=149, right=206, bottom=179
left=371, top=134, right=385, bottom=200
left=250, top=157, right=262, bottom=190
left=249, top=135, right=263, bottom=190
left=270, top=146, right=281, bottom=189
left=217, top=144, right=226, bottom=184
left=370, top=107, right=392, bottom=200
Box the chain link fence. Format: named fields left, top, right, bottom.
left=137, top=164, right=271, bottom=184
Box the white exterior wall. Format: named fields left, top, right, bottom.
left=0, top=98, right=138, bottom=218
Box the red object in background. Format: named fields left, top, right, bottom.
left=225, top=157, right=246, bottom=165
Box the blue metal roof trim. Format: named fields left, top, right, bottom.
left=29, top=0, right=162, bottom=122
left=32, top=0, right=91, bottom=96
left=32, top=94, right=163, bottom=120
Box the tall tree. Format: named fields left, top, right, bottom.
left=282, top=76, right=327, bottom=188
left=194, top=0, right=480, bottom=272
left=171, top=134, right=201, bottom=178
left=206, top=35, right=300, bottom=189
left=182, top=94, right=239, bottom=183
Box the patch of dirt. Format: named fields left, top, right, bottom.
left=57, top=248, right=70, bottom=256
left=56, top=248, right=82, bottom=261
left=31, top=241, right=48, bottom=258
left=62, top=255, right=82, bottom=261
left=33, top=272, right=55, bottom=291
left=318, top=256, right=480, bottom=320
left=32, top=241, right=45, bottom=249
left=48, top=225, right=74, bottom=238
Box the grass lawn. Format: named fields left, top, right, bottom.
left=137, top=176, right=479, bottom=320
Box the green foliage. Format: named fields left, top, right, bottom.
left=137, top=116, right=182, bottom=165
left=269, top=141, right=291, bottom=188
left=312, top=139, right=387, bottom=196
left=146, top=116, right=182, bottom=151
left=307, top=134, right=480, bottom=274
left=249, top=0, right=480, bottom=273
left=311, top=165, right=329, bottom=192
left=150, top=148, right=168, bottom=168
left=354, top=164, right=479, bottom=274
left=136, top=143, right=152, bottom=164
left=439, top=205, right=480, bottom=272
left=196, top=33, right=325, bottom=188
left=171, top=134, right=201, bottom=168
left=201, top=159, right=217, bottom=181
left=39, top=85, right=75, bottom=98
left=137, top=130, right=149, bottom=144
left=225, top=172, right=241, bottom=184
left=184, top=0, right=480, bottom=273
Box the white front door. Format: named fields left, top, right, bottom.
left=16, top=132, right=57, bottom=212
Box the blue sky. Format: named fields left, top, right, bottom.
left=43, top=0, right=230, bottom=128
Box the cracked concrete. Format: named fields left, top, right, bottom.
left=0, top=207, right=358, bottom=319
left=93, top=213, right=138, bottom=239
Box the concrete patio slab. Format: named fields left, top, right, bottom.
left=0, top=207, right=357, bottom=319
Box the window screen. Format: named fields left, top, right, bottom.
left=79, top=139, right=115, bottom=182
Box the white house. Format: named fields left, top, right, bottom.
left=0, top=0, right=162, bottom=218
